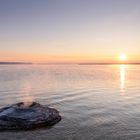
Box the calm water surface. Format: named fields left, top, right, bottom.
left=0, top=64, right=140, bottom=140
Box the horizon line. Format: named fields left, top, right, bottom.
left=1, top=61, right=140, bottom=65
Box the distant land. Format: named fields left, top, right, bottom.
left=0, top=62, right=32, bottom=65
left=79, top=62, right=140, bottom=65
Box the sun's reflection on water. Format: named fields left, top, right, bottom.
left=120, top=64, right=126, bottom=95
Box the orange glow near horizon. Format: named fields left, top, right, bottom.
left=0, top=51, right=140, bottom=63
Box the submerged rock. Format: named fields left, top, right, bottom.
left=0, top=102, right=61, bottom=130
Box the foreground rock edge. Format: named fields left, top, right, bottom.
left=0, top=102, right=61, bottom=130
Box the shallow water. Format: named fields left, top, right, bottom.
left=0, top=64, right=140, bottom=140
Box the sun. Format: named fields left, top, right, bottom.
left=119, top=54, right=127, bottom=61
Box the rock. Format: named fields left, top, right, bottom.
left=0, top=102, right=61, bottom=130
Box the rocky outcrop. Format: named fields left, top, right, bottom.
left=0, top=102, right=61, bottom=130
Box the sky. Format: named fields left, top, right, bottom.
left=0, top=0, right=140, bottom=63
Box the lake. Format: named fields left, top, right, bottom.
left=0, top=64, right=140, bottom=140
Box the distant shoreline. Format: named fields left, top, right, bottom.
left=0, top=62, right=32, bottom=65
left=78, top=63, right=140, bottom=65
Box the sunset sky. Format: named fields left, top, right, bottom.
left=0, top=0, right=140, bottom=63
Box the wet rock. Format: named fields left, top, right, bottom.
left=0, top=102, right=61, bottom=130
